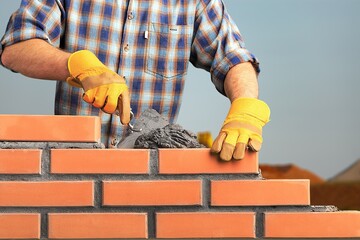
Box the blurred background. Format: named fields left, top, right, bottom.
left=1, top=0, right=360, bottom=197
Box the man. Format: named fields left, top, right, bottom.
left=0, top=0, right=270, bottom=161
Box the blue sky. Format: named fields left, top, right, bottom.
left=1, top=0, right=360, bottom=179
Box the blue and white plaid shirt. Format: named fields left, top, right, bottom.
left=0, top=0, right=259, bottom=147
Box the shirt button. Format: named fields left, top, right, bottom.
left=124, top=44, right=130, bottom=52
left=128, top=12, right=134, bottom=20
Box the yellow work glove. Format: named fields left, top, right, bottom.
left=211, top=98, right=270, bottom=161
left=67, top=50, right=130, bottom=124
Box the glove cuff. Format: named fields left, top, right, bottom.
left=67, top=50, right=105, bottom=80
left=226, top=98, right=271, bottom=125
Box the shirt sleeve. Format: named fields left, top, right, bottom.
left=0, top=0, right=65, bottom=58
left=190, top=0, right=260, bottom=96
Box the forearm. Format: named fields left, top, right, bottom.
left=1, top=39, right=70, bottom=81
left=213, top=62, right=269, bottom=161
left=224, top=62, right=259, bottom=102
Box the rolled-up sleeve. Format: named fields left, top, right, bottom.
left=190, top=0, right=259, bottom=95
left=0, top=0, right=65, bottom=57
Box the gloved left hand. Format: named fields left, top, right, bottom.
left=66, top=50, right=130, bottom=125
left=211, top=98, right=270, bottom=161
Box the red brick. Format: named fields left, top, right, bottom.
left=48, top=213, right=147, bottom=239
left=0, top=181, right=93, bottom=206
left=159, top=148, right=258, bottom=174
left=0, top=149, right=41, bottom=174
left=156, top=212, right=255, bottom=238
left=0, top=213, right=40, bottom=239
left=51, top=149, right=149, bottom=174
left=264, top=211, right=360, bottom=238
left=103, top=180, right=202, bottom=206
left=0, top=115, right=100, bottom=142
left=211, top=179, right=310, bottom=206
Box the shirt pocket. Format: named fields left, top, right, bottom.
left=145, top=23, right=193, bottom=79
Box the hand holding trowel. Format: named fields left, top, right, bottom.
left=65, top=49, right=200, bottom=149
left=66, top=49, right=131, bottom=125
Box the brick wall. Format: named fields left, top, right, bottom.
left=0, top=115, right=359, bottom=239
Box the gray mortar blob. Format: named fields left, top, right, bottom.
left=116, top=108, right=204, bottom=149
left=134, top=123, right=205, bottom=149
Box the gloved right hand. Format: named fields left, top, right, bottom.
left=211, top=98, right=270, bottom=161
left=66, top=50, right=130, bottom=125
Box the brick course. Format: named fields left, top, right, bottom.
left=264, top=211, right=360, bottom=238
left=0, top=181, right=94, bottom=207
left=211, top=179, right=310, bottom=206
left=0, top=149, right=41, bottom=174
left=0, top=213, right=40, bottom=239
left=51, top=149, right=150, bottom=174
left=156, top=212, right=256, bottom=238
left=103, top=180, right=202, bottom=206
left=0, top=115, right=359, bottom=239
left=0, top=115, right=100, bottom=142
left=158, top=148, right=258, bottom=174
left=48, top=213, right=148, bottom=239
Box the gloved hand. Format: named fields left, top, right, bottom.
left=66, top=50, right=130, bottom=124
left=211, top=98, right=270, bottom=161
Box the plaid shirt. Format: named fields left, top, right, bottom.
left=0, top=0, right=259, bottom=147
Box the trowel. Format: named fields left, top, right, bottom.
left=116, top=109, right=170, bottom=148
